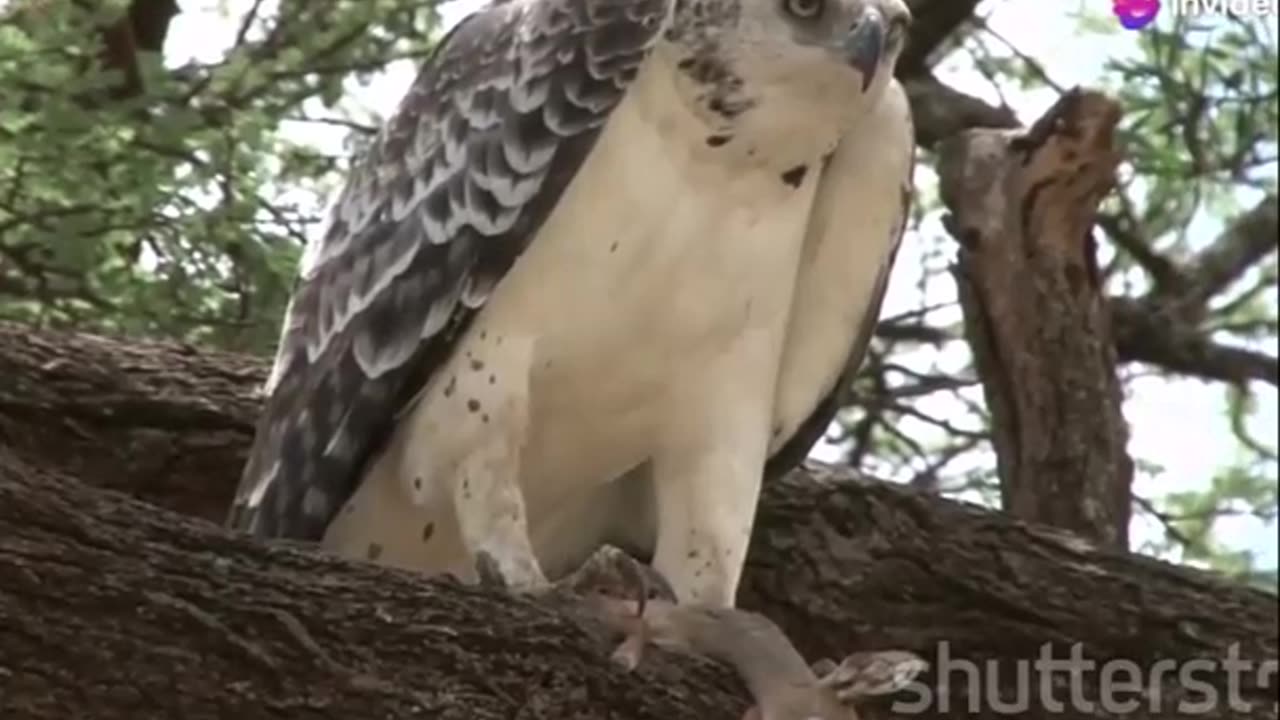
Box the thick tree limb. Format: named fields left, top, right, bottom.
left=0, top=447, right=749, bottom=720
left=1097, top=207, right=1189, bottom=292
left=1101, top=194, right=1278, bottom=335
left=937, top=89, right=1135, bottom=550
left=1099, top=199, right=1279, bottom=386
left=1112, top=297, right=1280, bottom=387
left=1183, top=195, right=1278, bottom=308
left=870, top=296, right=1279, bottom=387
left=903, top=72, right=1019, bottom=149
left=0, top=323, right=261, bottom=520
left=1, top=322, right=1277, bottom=719
left=900, top=0, right=983, bottom=74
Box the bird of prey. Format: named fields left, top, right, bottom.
left=229, top=0, right=915, bottom=608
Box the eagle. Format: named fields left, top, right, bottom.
left=229, top=0, right=915, bottom=608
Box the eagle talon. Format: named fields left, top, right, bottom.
left=549, top=545, right=677, bottom=605
left=543, top=545, right=670, bottom=670
left=468, top=545, right=552, bottom=594
left=473, top=550, right=511, bottom=590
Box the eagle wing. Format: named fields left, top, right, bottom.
left=229, top=0, right=672, bottom=539
left=765, top=80, right=916, bottom=479
left=763, top=236, right=904, bottom=478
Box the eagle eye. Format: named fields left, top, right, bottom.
left=784, top=0, right=825, bottom=20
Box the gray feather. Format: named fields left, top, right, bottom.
left=229, top=0, right=673, bottom=540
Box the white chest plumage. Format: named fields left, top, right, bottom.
left=509, top=52, right=829, bottom=497
left=321, top=51, right=913, bottom=605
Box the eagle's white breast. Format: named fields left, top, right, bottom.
left=320, top=45, right=912, bottom=581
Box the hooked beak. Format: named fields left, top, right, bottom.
left=844, top=8, right=885, bottom=93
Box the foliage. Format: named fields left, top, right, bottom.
left=0, top=0, right=439, bottom=351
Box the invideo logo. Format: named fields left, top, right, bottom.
left=1114, top=0, right=1279, bottom=29
left=1113, top=0, right=1160, bottom=29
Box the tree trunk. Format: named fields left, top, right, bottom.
left=0, top=319, right=1275, bottom=720
left=937, top=89, right=1135, bottom=551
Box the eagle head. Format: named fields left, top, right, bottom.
left=665, top=0, right=911, bottom=142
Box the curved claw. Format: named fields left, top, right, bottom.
left=553, top=544, right=676, bottom=604
left=543, top=545, right=682, bottom=672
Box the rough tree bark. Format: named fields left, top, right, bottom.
left=938, top=89, right=1135, bottom=551
left=1, top=325, right=1277, bottom=720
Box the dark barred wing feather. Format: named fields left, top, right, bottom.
left=229, top=0, right=672, bottom=539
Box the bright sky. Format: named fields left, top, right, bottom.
left=166, top=0, right=1277, bottom=569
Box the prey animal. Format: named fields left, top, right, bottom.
left=229, top=0, right=916, bottom=608
left=605, top=600, right=926, bottom=720
left=566, top=547, right=927, bottom=720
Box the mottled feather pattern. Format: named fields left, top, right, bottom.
left=229, top=0, right=673, bottom=539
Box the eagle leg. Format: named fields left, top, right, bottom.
left=451, top=407, right=545, bottom=585
left=638, top=294, right=786, bottom=607
left=649, top=429, right=770, bottom=607
left=449, top=438, right=546, bottom=589
left=392, top=331, right=548, bottom=590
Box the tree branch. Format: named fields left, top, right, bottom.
left=1112, top=298, right=1280, bottom=386
left=900, top=0, right=983, bottom=74
left=1, top=322, right=1277, bottom=720
left=937, top=88, right=1135, bottom=550
left=1097, top=205, right=1189, bottom=292
left=1184, top=195, right=1279, bottom=307
left=0, top=446, right=749, bottom=720
left=903, top=72, right=1020, bottom=149
left=1098, top=195, right=1280, bottom=387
